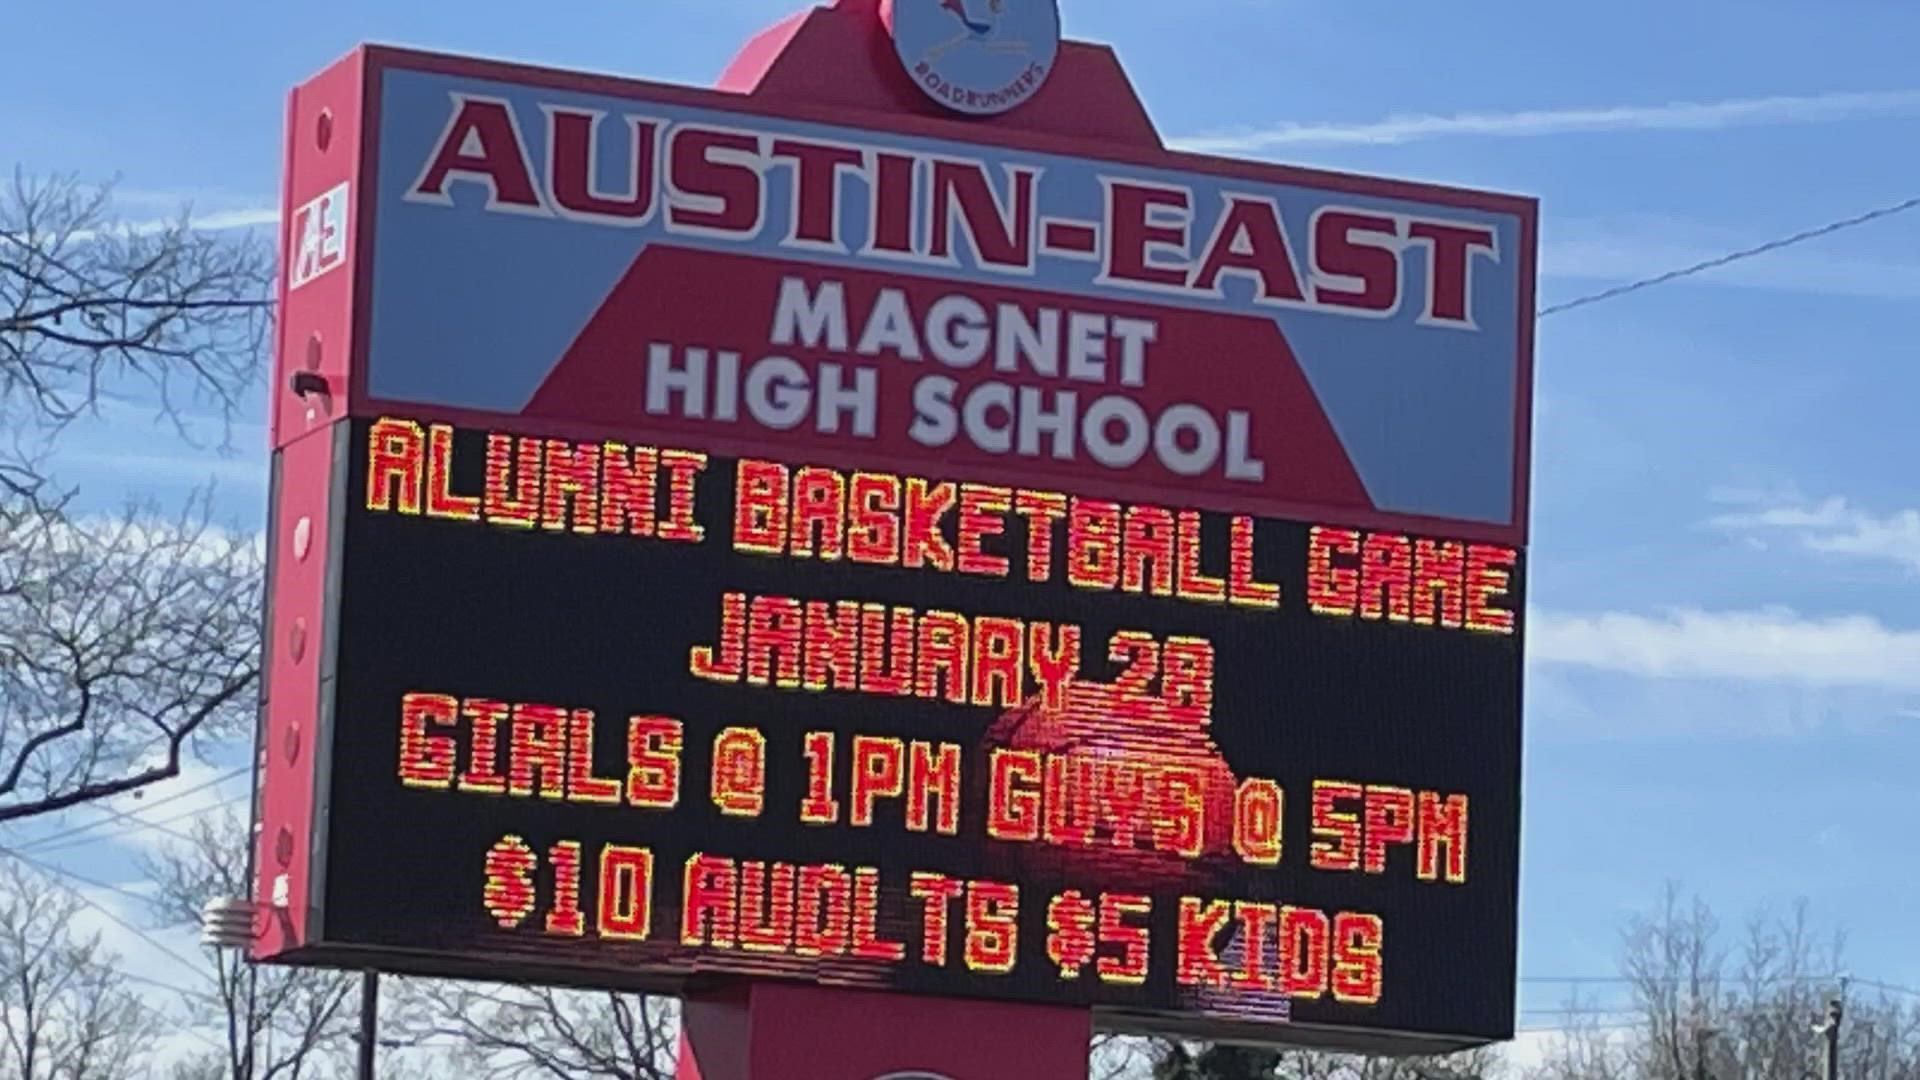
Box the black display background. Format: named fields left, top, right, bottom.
left=318, top=418, right=1524, bottom=1044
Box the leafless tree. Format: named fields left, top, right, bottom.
left=0, top=171, right=271, bottom=460
left=1273, top=1047, right=1504, bottom=1080
left=0, top=493, right=263, bottom=822
left=389, top=980, right=679, bottom=1080
left=1127, top=1037, right=1501, bottom=1080
left=0, top=171, right=271, bottom=823
left=144, top=809, right=357, bottom=1080
left=1095, top=1034, right=1157, bottom=1079
left=0, top=859, right=161, bottom=1079
left=1532, top=883, right=1920, bottom=1080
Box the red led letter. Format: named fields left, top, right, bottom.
left=425, top=424, right=478, bottom=521
left=987, top=750, right=1042, bottom=842
left=1280, top=907, right=1331, bottom=998
left=739, top=861, right=796, bottom=953
left=1307, top=526, right=1360, bottom=616
left=964, top=882, right=1019, bottom=973
left=508, top=704, right=568, bottom=801
left=711, top=728, right=767, bottom=817
left=801, top=731, right=840, bottom=825
left=626, top=716, right=682, bottom=809
left=1466, top=544, right=1518, bottom=634
left=681, top=854, right=738, bottom=948
left=598, top=845, right=655, bottom=940
left=1310, top=781, right=1363, bottom=872
left=903, top=478, right=957, bottom=571
left=397, top=692, right=457, bottom=789
left=848, top=472, right=902, bottom=564
left=1418, top=791, right=1470, bottom=884
left=1175, top=897, right=1230, bottom=988
left=957, top=485, right=1012, bottom=576
left=851, top=868, right=906, bottom=961
left=907, top=741, right=962, bottom=835
left=911, top=872, right=964, bottom=967
left=367, top=419, right=425, bottom=515
left=1331, top=912, right=1385, bottom=1005
left=484, top=434, right=541, bottom=528
left=851, top=736, right=905, bottom=827
left=1362, top=786, right=1416, bottom=874
left=546, top=840, right=585, bottom=937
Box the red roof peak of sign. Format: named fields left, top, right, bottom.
left=717, top=0, right=1163, bottom=150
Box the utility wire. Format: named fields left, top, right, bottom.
left=26, top=795, right=245, bottom=857
left=18, top=765, right=248, bottom=853
left=34, top=804, right=202, bottom=852
left=1538, top=193, right=1920, bottom=318
left=0, top=845, right=213, bottom=981
left=1520, top=974, right=1843, bottom=985
left=120, top=967, right=222, bottom=1006
left=1856, top=978, right=1920, bottom=999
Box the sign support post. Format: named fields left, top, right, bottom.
left=676, top=985, right=1091, bottom=1080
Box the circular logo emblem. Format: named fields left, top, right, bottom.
left=884, top=0, right=1062, bottom=116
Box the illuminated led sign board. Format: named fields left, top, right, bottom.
left=256, top=5, right=1536, bottom=1056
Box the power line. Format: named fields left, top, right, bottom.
left=19, top=766, right=248, bottom=853
left=103, top=975, right=230, bottom=1054
left=26, top=792, right=247, bottom=857
left=0, top=845, right=212, bottom=980
left=1856, top=978, right=1920, bottom=999
left=0, top=852, right=236, bottom=1054
left=38, top=804, right=202, bottom=852
left=1519, top=1019, right=1652, bottom=1034
left=1521, top=974, right=1842, bottom=985
left=1537, top=193, right=1920, bottom=318
left=120, top=967, right=221, bottom=1006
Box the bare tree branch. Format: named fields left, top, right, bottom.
left=0, top=171, right=269, bottom=826
left=390, top=979, right=677, bottom=1080
left=0, top=490, right=262, bottom=823
left=0, top=171, right=272, bottom=453
left=0, top=859, right=162, bottom=1079
left=1531, top=885, right=1920, bottom=1080
left=145, top=809, right=359, bottom=1080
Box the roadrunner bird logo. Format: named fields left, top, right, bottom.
left=934, top=0, right=1025, bottom=52
left=941, top=0, right=997, bottom=33
left=925, top=0, right=1032, bottom=60
left=889, top=0, right=1061, bottom=115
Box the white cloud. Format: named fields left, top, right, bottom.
left=43, top=753, right=257, bottom=861
left=1498, top=1022, right=1643, bottom=1074
left=1531, top=607, right=1920, bottom=691
left=58, top=875, right=206, bottom=990
left=68, top=205, right=278, bottom=242
left=59, top=447, right=268, bottom=488
left=1712, top=496, right=1920, bottom=574
left=187, top=207, right=279, bottom=232
left=1170, top=88, right=1920, bottom=152
left=1502, top=1028, right=1565, bottom=1070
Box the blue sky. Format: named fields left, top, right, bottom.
left=3, top=0, right=1918, bottom=1055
